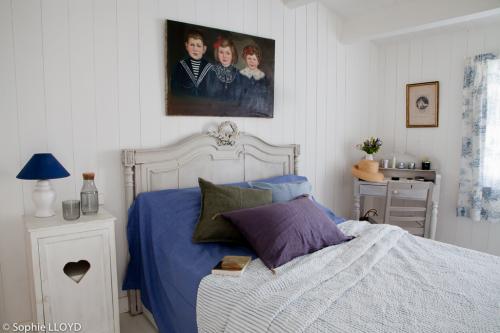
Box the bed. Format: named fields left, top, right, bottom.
left=122, top=122, right=500, bottom=333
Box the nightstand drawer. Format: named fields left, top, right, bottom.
left=359, top=184, right=386, bottom=196
left=389, top=183, right=429, bottom=200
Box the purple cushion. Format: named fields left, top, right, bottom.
left=222, top=196, right=354, bottom=269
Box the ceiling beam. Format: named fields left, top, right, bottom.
left=340, top=0, right=500, bottom=44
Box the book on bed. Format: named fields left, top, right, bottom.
left=212, top=256, right=252, bottom=277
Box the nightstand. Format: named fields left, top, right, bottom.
left=24, top=209, right=120, bottom=333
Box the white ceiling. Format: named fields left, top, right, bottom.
left=283, top=0, right=500, bottom=43
left=283, top=0, right=416, bottom=18
left=321, top=0, right=405, bottom=18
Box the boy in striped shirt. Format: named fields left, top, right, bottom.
left=171, top=30, right=212, bottom=97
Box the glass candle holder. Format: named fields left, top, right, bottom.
left=62, top=200, right=80, bottom=221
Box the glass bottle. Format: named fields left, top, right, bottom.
left=81, top=172, right=99, bottom=215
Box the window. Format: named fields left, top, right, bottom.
left=457, top=54, right=500, bottom=222
left=483, top=59, right=500, bottom=187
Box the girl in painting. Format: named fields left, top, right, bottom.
left=171, top=30, right=212, bottom=97
left=239, top=45, right=271, bottom=117
left=206, top=37, right=241, bottom=103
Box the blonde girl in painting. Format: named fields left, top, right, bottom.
left=207, top=36, right=242, bottom=104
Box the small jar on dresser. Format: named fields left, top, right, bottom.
left=24, top=208, right=120, bottom=333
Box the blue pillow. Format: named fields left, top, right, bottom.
left=312, top=198, right=347, bottom=224
left=248, top=178, right=346, bottom=224
left=249, top=180, right=312, bottom=202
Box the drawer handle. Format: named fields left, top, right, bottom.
left=393, top=190, right=399, bottom=194
left=63, top=260, right=91, bottom=284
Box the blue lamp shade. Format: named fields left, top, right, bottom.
left=16, top=153, right=70, bottom=180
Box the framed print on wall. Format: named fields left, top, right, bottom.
left=166, top=20, right=275, bottom=118
left=406, top=81, right=439, bottom=128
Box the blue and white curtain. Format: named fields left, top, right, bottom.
left=457, top=53, right=500, bottom=222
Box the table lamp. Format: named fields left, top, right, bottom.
left=16, top=153, right=70, bottom=217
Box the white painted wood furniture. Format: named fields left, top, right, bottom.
left=353, top=168, right=441, bottom=239
left=383, top=181, right=433, bottom=237
left=24, top=209, right=120, bottom=333
left=122, top=122, right=300, bottom=319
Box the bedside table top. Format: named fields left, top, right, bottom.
left=24, top=207, right=115, bottom=233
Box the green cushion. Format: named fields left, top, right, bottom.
left=192, top=178, right=272, bottom=244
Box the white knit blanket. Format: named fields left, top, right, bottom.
left=197, top=221, right=500, bottom=333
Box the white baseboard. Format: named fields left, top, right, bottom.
left=119, top=295, right=129, bottom=313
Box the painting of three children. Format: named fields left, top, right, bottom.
left=166, top=20, right=275, bottom=118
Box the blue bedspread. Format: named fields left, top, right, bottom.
left=122, top=175, right=345, bottom=333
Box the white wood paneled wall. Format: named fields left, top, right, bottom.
left=0, top=0, right=375, bottom=322
left=374, top=19, right=500, bottom=256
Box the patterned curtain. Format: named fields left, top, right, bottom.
left=457, top=53, right=500, bottom=222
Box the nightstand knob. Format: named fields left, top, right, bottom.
left=393, top=190, right=399, bottom=194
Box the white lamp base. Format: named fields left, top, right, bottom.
left=32, top=180, right=56, bottom=218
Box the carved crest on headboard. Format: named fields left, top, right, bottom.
left=207, top=121, right=240, bottom=146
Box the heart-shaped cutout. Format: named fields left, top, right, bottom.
left=63, top=260, right=91, bottom=284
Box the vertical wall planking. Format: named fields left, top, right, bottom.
left=41, top=0, right=76, bottom=203
left=430, top=30, right=454, bottom=246
left=69, top=0, right=98, bottom=189
left=393, top=42, right=410, bottom=154
left=115, top=0, right=141, bottom=298
left=367, top=43, right=380, bottom=137
left=138, top=0, right=162, bottom=148
left=305, top=3, right=318, bottom=192
left=256, top=0, right=274, bottom=142
left=375, top=45, right=387, bottom=144
left=326, top=12, right=338, bottom=211
left=117, top=0, right=141, bottom=149
left=159, top=0, right=179, bottom=144
left=270, top=0, right=284, bottom=144
left=11, top=0, right=49, bottom=320
left=93, top=0, right=125, bottom=294
left=314, top=2, right=327, bottom=202
left=441, top=29, right=468, bottom=246
left=294, top=6, right=307, bottom=175
left=405, top=38, right=423, bottom=157
left=334, top=37, right=347, bottom=216
left=385, top=43, right=399, bottom=156
left=0, top=0, right=30, bottom=323
left=282, top=6, right=296, bottom=145
left=12, top=0, right=48, bottom=213
left=242, top=0, right=259, bottom=137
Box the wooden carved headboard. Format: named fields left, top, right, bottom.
left=121, top=121, right=300, bottom=315
left=122, top=121, right=300, bottom=216
left=122, top=121, right=300, bottom=314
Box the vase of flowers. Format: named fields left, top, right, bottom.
left=357, top=137, right=382, bottom=160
